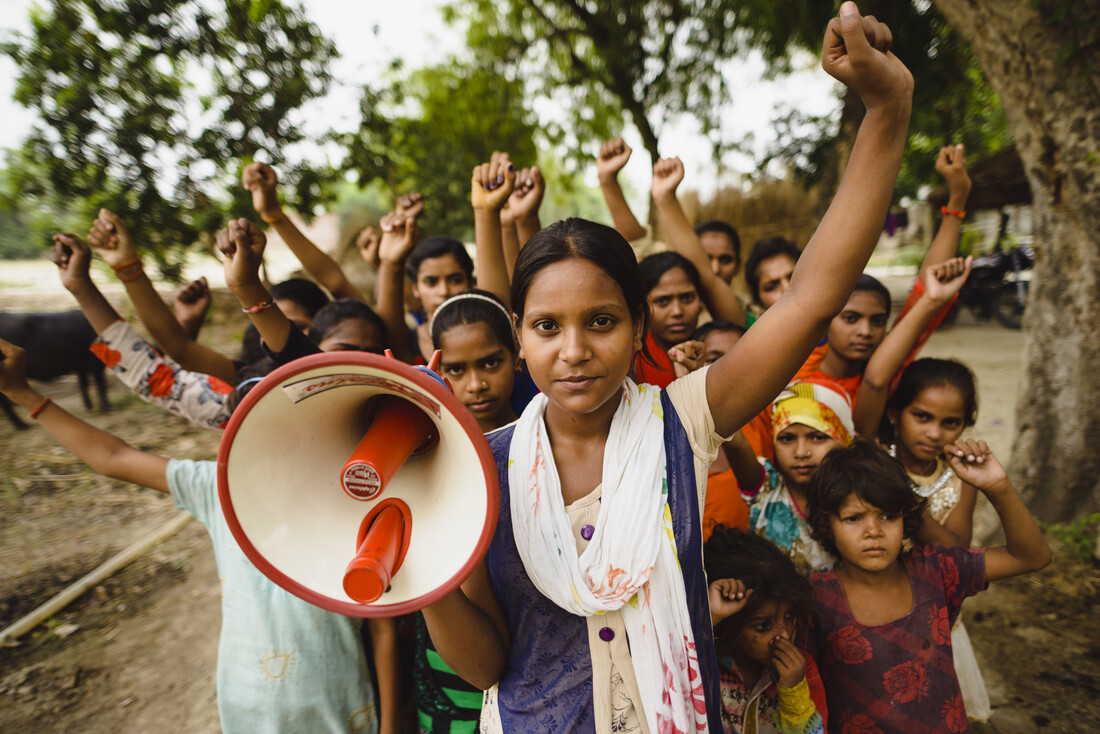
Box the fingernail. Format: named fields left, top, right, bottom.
left=840, top=1, right=857, bottom=16
left=496, top=176, right=503, bottom=184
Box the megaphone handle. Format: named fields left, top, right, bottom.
left=343, top=504, right=406, bottom=603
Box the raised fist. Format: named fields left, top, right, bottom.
left=471, top=159, right=516, bottom=212
left=508, top=167, right=545, bottom=220
left=241, top=162, right=283, bottom=223
left=935, top=144, right=971, bottom=201
left=86, top=209, right=138, bottom=269
left=651, top=157, right=685, bottom=201
left=596, top=137, right=632, bottom=183
left=218, top=218, right=267, bottom=291
left=356, top=225, right=381, bottom=270
left=821, top=2, right=913, bottom=112
left=395, top=192, right=425, bottom=221
left=378, top=211, right=419, bottom=265
left=922, top=256, right=972, bottom=304
left=173, top=276, right=212, bottom=332
left=50, top=233, right=93, bottom=292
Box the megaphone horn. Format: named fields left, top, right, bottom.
left=217, top=350, right=498, bottom=618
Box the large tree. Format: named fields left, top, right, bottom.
left=3, top=0, right=335, bottom=279
left=343, top=61, right=539, bottom=240
left=929, top=0, right=1100, bottom=521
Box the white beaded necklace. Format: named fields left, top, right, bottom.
left=888, top=444, right=955, bottom=498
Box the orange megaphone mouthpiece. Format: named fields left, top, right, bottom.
left=343, top=500, right=412, bottom=603
left=340, top=395, right=437, bottom=501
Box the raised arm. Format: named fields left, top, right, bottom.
left=651, top=156, right=745, bottom=325
left=510, top=166, right=545, bottom=252
left=219, top=219, right=295, bottom=354
left=852, top=256, right=971, bottom=436
left=920, top=145, right=971, bottom=280
left=51, top=233, right=123, bottom=333
left=0, top=339, right=169, bottom=492
left=374, top=211, right=419, bottom=362
left=471, top=158, right=516, bottom=308
left=707, top=3, right=914, bottom=437
left=596, top=137, right=647, bottom=242
left=242, top=162, right=367, bottom=302
left=945, top=439, right=1051, bottom=581
left=173, top=277, right=212, bottom=341
left=86, top=210, right=239, bottom=384
left=721, top=430, right=766, bottom=493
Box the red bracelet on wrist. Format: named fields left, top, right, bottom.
left=941, top=206, right=966, bottom=220
left=30, top=397, right=53, bottom=420
left=110, top=258, right=142, bottom=271
left=241, top=299, right=275, bottom=314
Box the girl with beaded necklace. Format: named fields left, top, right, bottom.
left=882, top=357, right=992, bottom=720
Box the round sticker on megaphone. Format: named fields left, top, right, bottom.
left=342, top=463, right=384, bottom=500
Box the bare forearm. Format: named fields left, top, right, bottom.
left=272, top=218, right=367, bottom=302
left=5, top=385, right=169, bottom=491
left=67, top=281, right=123, bottom=333
left=474, top=210, right=511, bottom=308
left=986, top=481, right=1051, bottom=574
left=375, top=261, right=413, bottom=362
left=722, top=433, right=764, bottom=491
left=654, top=193, right=744, bottom=325
left=501, top=219, right=520, bottom=280
left=514, top=214, right=541, bottom=252
left=368, top=618, right=401, bottom=734
left=421, top=588, right=508, bottom=690
left=123, top=272, right=237, bottom=382
left=233, top=283, right=293, bottom=354
left=599, top=178, right=646, bottom=241
left=788, top=104, right=910, bottom=320
left=920, top=193, right=966, bottom=278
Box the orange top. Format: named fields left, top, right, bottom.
left=703, top=468, right=750, bottom=541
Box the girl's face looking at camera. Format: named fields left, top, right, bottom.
left=439, top=322, right=517, bottom=432
left=892, top=384, right=968, bottom=472
left=317, top=318, right=385, bottom=353
left=646, top=267, right=702, bottom=350
left=736, top=600, right=797, bottom=669
left=415, top=255, right=471, bottom=318
left=827, top=291, right=889, bottom=363
left=518, top=258, right=642, bottom=419
left=755, top=254, right=796, bottom=310
left=829, top=494, right=904, bottom=573
left=773, top=423, right=839, bottom=488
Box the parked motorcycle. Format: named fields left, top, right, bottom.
left=950, top=212, right=1034, bottom=330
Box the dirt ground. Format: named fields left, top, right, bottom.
left=1, top=272, right=1099, bottom=733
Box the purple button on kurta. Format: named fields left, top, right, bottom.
left=598, top=627, right=614, bottom=642
left=580, top=524, right=595, bottom=541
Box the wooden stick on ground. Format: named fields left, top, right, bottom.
left=0, top=511, right=194, bottom=645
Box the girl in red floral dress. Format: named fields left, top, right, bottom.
left=804, top=440, right=1049, bottom=733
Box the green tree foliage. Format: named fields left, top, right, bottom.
left=342, top=61, right=539, bottom=240
left=2, top=0, right=335, bottom=277
left=752, top=1, right=1011, bottom=202
left=445, top=0, right=769, bottom=167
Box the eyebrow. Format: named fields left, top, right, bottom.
left=525, top=304, right=627, bottom=320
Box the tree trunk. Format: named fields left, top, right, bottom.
left=931, top=0, right=1100, bottom=521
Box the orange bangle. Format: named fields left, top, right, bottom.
left=30, top=397, right=52, bottom=420
left=261, top=211, right=287, bottom=225
left=110, top=258, right=141, bottom=271
left=117, top=264, right=145, bottom=282
left=941, top=206, right=965, bottom=220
